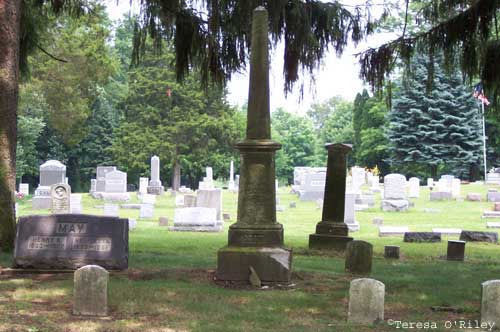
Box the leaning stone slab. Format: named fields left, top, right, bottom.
left=345, top=240, right=373, bottom=274
left=14, top=214, right=128, bottom=270
left=459, top=231, right=498, bottom=244
left=378, top=226, right=409, bottom=237
left=348, top=278, right=384, bottom=325
left=481, top=280, right=500, bottom=328
left=73, top=265, right=108, bottom=316
left=403, top=232, right=441, bottom=243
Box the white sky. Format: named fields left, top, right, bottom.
left=105, top=0, right=398, bottom=114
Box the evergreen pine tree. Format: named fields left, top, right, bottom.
left=387, top=55, right=483, bottom=179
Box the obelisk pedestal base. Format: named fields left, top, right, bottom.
left=216, top=246, right=292, bottom=283
left=309, top=222, right=353, bottom=250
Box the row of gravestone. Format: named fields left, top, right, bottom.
left=70, top=263, right=500, bottom=329
left=348, top=277, right=500, bottom=327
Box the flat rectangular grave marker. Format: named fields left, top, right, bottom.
left=14, top=214, right=128, bottom=270
left=486, top=222, right=500, bottom=228
left=378, top=226, right=409, bottom=237
left=432, top=228, right=462, bottom=236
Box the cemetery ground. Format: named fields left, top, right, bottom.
left=2, top=184, right=500, bottom=332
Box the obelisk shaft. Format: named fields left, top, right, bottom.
left=322, top=147, right=348, bottom=222
left=246, top=7, right=270, bottom=139
left=229, top=5, right=282, bottom=246
left=217, top=6, right=292, bottom=282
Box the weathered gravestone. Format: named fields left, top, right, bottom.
left=379, top=226, right=409, bottom=237
left=216, top=7, right=292, bottom=283
left=70, top=195, right=82, bottom=214
left=94, top=166, right=117, bottom=193
left=298, top=172, right=326, bottom=201
left=73, top=265, right=108, bottom=316
left=404, top=232, right=441, bottom=243
left=138, top=177, right=149, bottom=195
left=139, top=204, right=154, bottom=219
left=348, top=278, right=385, bottom=325
left=33, top=160, right=67, bottom=209
left=345, top=240, right=373, bottom=274
left=447, top=240, right=465, bottom=261
left=408, top=177, right=420, bottom=198
left=19, top=183, right=29, bottom=196
left=184, top=194, right=197, bottom=207
left=170, top=207, right=222, bottom=232
left=158, top=216, right=169, bottom=226
left=481, top=280, right=500, bottom=329
left=451, top=178, right=461, bottom=198
left=51, top=183, right=71, bottom=214
left=430, top=191, right=453, bottom=201
left=350, top=166, right=366, bottom=194
left=103, top=204, right=119, bottom=217
left=466, top=193, right=482, bottom=201
left=14, top=214, right=128, bottom=269
left=147, top=155, right=164, bottom=195
left=382, top=174, right=409, bottom=212
left=309, top=144, right=353, bottom=250
left=460, top=231, right=498, bottom=244
left=344, top=192, right=360, bottom=232
left=103, top=170, right=128, bottom=200
left=197, top=188, right=222, bottom=220
left=228, top=160, right=236, bottom=191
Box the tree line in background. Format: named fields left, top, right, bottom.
left=16, top=7, right=500, bottom=193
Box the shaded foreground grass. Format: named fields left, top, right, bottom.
left=1, top=183, right=500, bottom=331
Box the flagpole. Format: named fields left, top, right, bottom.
left=481, top=101, right=487, bottom=180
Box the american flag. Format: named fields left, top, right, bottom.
left=473, top=83, right=490, bottom=106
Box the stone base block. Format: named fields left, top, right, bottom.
left=298, top=191, right=325, bottom=201
left=32, top=196, right=51, bottom=210
left=93, top=192, right=130, bottom=202
left=147, top=186, right=164, bottom=195
left=309, top=233, right=353, bottom=250
left=216, top=246, right=292, bottom=282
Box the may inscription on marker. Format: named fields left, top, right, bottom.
left=14, top=214, right=128, bottom=270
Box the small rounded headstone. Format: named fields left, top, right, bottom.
left=384, top=245, right=400, bottom=259
left=494, top=202, right=500, bottom=211
left=447, top=240, right=465, bottom=261
left=289, top=202, right=296, bottom=208
left=73, top=265, right=108, bottom=316
left=223, top=213, right=231, bottom=221
left=348, top=278, right=385, bottom=324
left=481, top=280, right=500, bottom=328
left=158, top=216, right=169, bottom=226
left=372, top=217, right=383, bottom=226
left=345, top=240, right=373, bottom=274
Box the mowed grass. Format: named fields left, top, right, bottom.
left=1, top=183, right=500, bottom=332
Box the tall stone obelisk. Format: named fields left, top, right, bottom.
left=309, top=143, right=353, bottom=250
left=216, top=6, right=292, bottom=283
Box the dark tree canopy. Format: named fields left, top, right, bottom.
left=358, top=0, right=500, bottom=107
left=130, top=0, right=380, bottom=93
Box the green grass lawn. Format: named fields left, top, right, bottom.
left=1, top=183, right=500, bottom=332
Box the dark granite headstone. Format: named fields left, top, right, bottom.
left=14, top=214, right=128, bottom=270
left=447, top=240, right=465, bottom=261
left=404, top=232, right=441, bottom=243
left=345, top=240, right=373, bottom=274
left=459, top=231, right=498, bottom=244
left=384, top=245, right=400, bottom=259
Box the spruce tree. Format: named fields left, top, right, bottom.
left=387, top=55, right=483, bottom=179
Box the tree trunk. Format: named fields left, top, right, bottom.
left=430, top=164, right=438, bottom=179
left=0, top=0, right=21, bottom=251
left=172, top=160, right=181, bottom=191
